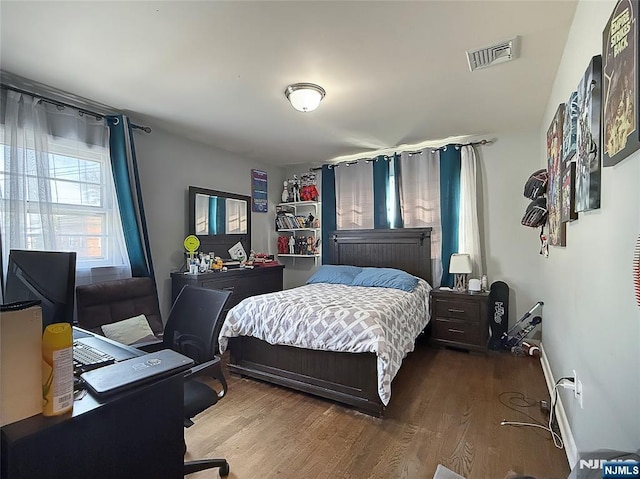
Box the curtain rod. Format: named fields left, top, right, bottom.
left=427, top=138, right=492, bottom=153
left=0, top=84, right=152, bottom=133
left=309, top=138, right=493, bottom=171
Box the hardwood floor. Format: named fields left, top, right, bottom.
left=185, top=339, right=570, bottom=479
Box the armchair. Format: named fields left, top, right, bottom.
left=75, top=277, right=164, bottom=351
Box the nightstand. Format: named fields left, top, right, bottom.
left=430, top=288, right=489, bottom=352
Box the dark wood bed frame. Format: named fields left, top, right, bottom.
left=227, top=228, right=432, bottom=416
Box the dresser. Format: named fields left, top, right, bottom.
left=170, top=265, right=285, bottom=317
left=430, top=288, right=489, bottom=352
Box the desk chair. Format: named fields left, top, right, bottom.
left=77, top=280, right=232, bottom=476
left=163, top=285, right=232, bottom=477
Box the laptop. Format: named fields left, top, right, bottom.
left=81, top=349, right=194, bottom=397
left=73, top=328, right=140, bottom=363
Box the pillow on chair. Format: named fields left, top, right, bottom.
left=101, top=314, right=156, bottom=345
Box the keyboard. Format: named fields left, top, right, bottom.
left=73, top=341, right=115, bottom=373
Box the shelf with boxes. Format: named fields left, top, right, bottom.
left=275, top=201, right=321, bottom=264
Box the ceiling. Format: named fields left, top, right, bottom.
left=0, top=1, right=577, bottom=167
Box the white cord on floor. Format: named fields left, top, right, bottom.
left=499, top=377, right=573, bottom=449
left=500, top=420, right=563, bottom=448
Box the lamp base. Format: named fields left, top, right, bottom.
left=454, top=273, right=468, bottom=292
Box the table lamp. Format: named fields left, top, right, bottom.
left=449, top=253, right=472, bottom=292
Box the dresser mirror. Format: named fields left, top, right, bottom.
left=188, top=186, right=251, bottom=256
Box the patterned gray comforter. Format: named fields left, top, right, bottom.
left=218, top=279, right=432, bottom=405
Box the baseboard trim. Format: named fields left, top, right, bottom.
left=539, top=342, right=578, bottom=468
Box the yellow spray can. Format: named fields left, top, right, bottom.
left=42, top=323, right=73, bottom=416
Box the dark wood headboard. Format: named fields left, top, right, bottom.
left=328, top=228, right=432, bottom=285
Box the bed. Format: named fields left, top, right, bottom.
left=219, top=228, right=432, bottom=416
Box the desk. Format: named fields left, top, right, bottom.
left=1, top=329, right=186, bottom=479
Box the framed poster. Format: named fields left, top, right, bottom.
left=251, top=169, right=268, bottom=213
left=575, top=55, right=602, bottom=212
left=602, top=0, right=640, bottom=167
left=562, top=91, right=578, bottom=163
left=547, top=103, right=566, bottom=246
left=561, top=162, right=578, bottom=223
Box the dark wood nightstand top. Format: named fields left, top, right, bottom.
left=431, top=287, right=489, bottom=297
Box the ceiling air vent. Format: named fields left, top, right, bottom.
left=466, top=37, right=518, bottom=72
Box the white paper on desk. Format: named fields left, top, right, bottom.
left=228, top=242, right=247, bottom=260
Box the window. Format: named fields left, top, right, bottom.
left=335, top=161, right=374, bottom=229
left=387, top=159, right=397, bottom=227
left=0, top=130, right=129, bottom=271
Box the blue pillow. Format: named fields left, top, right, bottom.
left=351, top=267, right=419, bottom=292
left=306, top=265, right=363, bottom=285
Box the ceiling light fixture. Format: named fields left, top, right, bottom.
left=284, top=83, right=326, bottom=112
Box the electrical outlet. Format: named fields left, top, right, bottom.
left=540, top=399, right=550, bottom=416
left=576, top=378, right=583, bottom=409
left=573, top=369, right=584, bottom=408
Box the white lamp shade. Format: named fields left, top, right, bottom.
left=285, top=83, right=325, bottom=112
left=449, top=253, right=472, bottom=274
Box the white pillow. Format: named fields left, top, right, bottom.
left=101, top=314, right=155, bottom=345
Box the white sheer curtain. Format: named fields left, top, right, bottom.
left=1, top=90, right=130, bottom=286
left=459, top=145, right=482, bottom=277
left=398, top=150, right=443, bottom=286
left=335, top=161, right=374, bottom=229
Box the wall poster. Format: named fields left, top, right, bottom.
left=561, top=90, right=579, bottom=223
left=547, top=103, right=566, bottom=246
left=575, top=55, right=602, bottom=212
left=561, top=162, right=578, bottom=223
left=251, top=169, right=268, bottom=213
left=602, top=0, right=640, bottom=167
left=563, top=91, right=579, bottom=163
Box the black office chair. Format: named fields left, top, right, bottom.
left=163, top=285, right=232, bottom=477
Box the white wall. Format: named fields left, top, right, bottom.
left=133, top=126, right=285, bottom=316
left=479, top=129, right=545, bottom=323
left=540, top=0, right=640, bottom=453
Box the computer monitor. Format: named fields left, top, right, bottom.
left=4, top=249, right=77, bottom=330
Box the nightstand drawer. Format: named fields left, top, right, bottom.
left=433, top=318, right=481, bottom=344
left=433, top=298, right=480, bottom=322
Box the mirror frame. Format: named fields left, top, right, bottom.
left=188, top=186, right=251, bottom=257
